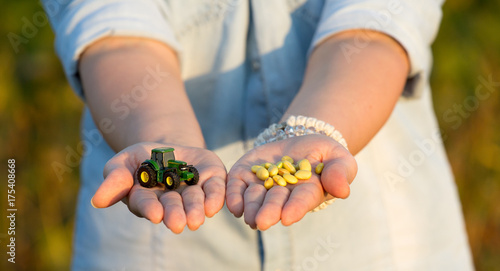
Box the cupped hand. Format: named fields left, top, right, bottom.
left=90, top=142, right=226, bottom=234
left=226, top=135, right=357, bottom=230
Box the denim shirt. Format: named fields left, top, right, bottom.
left=45, top=0, right=473, bottom=270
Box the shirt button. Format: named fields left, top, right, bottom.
left=252, top=60, right=261, bottom=70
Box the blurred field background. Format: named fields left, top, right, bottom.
left=0, top=0, right=499, bottom=270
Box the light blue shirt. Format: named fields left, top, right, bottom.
left=44, top=0, right=473, bottom=270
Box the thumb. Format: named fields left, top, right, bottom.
left=320, top=157, right=356, bottom=199
left=91, top=162, right=135, bottom=208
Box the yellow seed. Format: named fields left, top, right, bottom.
left=281, top=155, right=294, bottom=164
left=275, top=161, right=284, bottom=168
left=278, top=168, right=290, bottom=176
left=264, top=177, right=274, bottom=190
left=273, top=175, right=287, bottom=186
left=298, top=159, right=312, bottom=171
left=261, top=162, right=273, bottom=169
left=256, top=167, right=270, bottom=181
left=315, top=163, right=324, bottom=175
left=268, top=165, right=279, bottom=176
left=282, top=160, right=296, bottom=174
left=295, top=170, right=312, bottom=180
left=251, top=165, right=263, bottom=173
left=283, top=173, right=298, bottom=184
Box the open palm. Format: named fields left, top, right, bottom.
left=227, top=135, right=357, bottom=230
left=91, top=142, right=226, bottom=234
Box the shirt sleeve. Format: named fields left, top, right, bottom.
left=309, top=0, right=444, bottom=98
left=42, top=0, right=181, bottom=99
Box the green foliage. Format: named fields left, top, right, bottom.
left=0, top=1, right=82, bottom=270
left=432, top=1, right=500, bottom=270
left=0, top=0, right=498, bottom=270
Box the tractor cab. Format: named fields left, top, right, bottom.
left=151, top=147, right=176, bottom=169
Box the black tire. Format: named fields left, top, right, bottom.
left=185, top=166, right=199, bottom=186
left=163, top=171, right=181, bottom=190
left=136, top=164, right=157, bottom=188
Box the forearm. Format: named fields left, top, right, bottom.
left=284, top=30, right=409, bottom=154
left=79, top=37, right=205, bottom=152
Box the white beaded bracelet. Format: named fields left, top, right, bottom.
left=253, top=115, right=348, bottom=212
left=253, top=115, right=348, bottom=150
left=312, top=197, right=336, bottom=212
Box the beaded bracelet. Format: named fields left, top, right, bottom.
left=253, top=115, right=348, bottom=212
left=254, top=115, right=348, bottom=150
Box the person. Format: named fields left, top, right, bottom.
left=44, top=0, right=474, bottom=270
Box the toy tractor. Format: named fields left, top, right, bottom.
left=136, top=147, right=199, bottom=190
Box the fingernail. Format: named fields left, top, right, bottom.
left=90, top=197, right=98, bottom=208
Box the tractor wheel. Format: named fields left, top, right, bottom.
left=185, top=166, right=199, bottom=186
left=136, top=164, right=157, bottom=188
left=163, top=171, right=181, bottom=190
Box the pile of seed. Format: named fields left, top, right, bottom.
left=251, top=156, right=324, bottom=190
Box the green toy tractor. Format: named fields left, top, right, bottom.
left=136, top=147, right=199, bottom=190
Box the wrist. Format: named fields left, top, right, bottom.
left=100, top=117, right=206, bottom=152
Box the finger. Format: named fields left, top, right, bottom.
left=92, top=166, right=134, bottom=208
left=281, top=182, right=323, bottom=226
left=321, top=158, right=356, bottom=199
left=255, top=186, right=290, bottom=231
left=181, top=186, right=206, bottom=231
left=243, top=183, right=267, bottom=229
left=226, top=178, right=248, bottom=217
left=202, top=176, right=226, bottom=217
left=160, top=192, right=187, bottom=234
left=127, top=185, right=164, bottom=223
